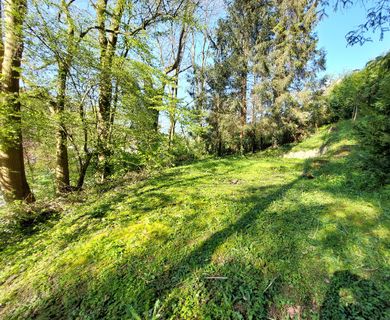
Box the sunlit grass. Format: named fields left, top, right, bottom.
left=0, top=121, right=388, bottom=319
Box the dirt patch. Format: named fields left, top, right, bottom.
left=284, top=147, right=328, bottom=159
left=287, top=305, right=302, bottom=319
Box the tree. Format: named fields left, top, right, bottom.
left=204, top=0, right=266, bottom=154
left=95, top=0, right=126, bottom=181
left=206, top=18, right=237, bottom=155
left=52, top=0, right=77, bottom=193
left=154, top=0, right=200, bottom=148
left=25, top=0, right=96, bottom=193
left=254, top=0, right=325, bottom=145
left=0, top=0, right=34, bottom=203
left=94, top=0, right=188, bottom=180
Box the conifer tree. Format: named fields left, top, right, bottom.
left=254, top=0, right=325, bottom=145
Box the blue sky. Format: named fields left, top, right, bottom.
left=317, top=1, right=389, bottom=77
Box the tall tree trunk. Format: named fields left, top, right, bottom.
left=165, top=24, right=187, bottom=149
left=54, top=63, right=71, bottom=193
left=53, top=0, right=77, bottom=193
left=168, top=118, right=176, bottom=148
left=96, top=0, right=125, bottom=182
left=239, top=71, right=247, bottom=153
left=352, top=105, right=358, bottom=121
left=215, top=94, right=222, bottom=156
left=251, top=87, right=257, bottom=153
left=97, top=70, right=113, bottom=181
left=0, top=0, right=34, bottom=203
left=251, top=128, right=256, bottom=153
left=168, top=73, right=179, bottom=148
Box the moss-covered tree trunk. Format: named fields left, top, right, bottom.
left=0, top=0, right=34, bottom=203
left=97, top=66, right=113, bottom=181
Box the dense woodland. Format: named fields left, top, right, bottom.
left=0, top=0, right=389, bottom=319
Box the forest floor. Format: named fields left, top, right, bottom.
left=0, top=121, right=389, bottom=319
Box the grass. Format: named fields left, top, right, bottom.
left=0, top=121, right=389, bottom=319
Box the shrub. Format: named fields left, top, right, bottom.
left=327, top=52, right=390, bottom=185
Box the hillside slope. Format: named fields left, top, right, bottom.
left=1, top=121, right=389, bottom=319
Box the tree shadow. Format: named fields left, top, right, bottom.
left=0, top=208, right=60, bottom=252
left=131, top=178, right=303, bottom=314
left=5, top=176, right=301, bottom=319
left=2, top=121, right=388, bottom=319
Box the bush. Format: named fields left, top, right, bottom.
left=170, top=135, right=206, bottom=165
left=355, top=53, right=390, bottom=184
left=327, top=52, right=390, bottom=185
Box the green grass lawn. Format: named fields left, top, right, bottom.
left=1, top=121, right=389, bottom=319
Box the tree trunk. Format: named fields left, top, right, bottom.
left=168, top=118, right=176, bottom=148
left=0, top=0, right=34, bottom=203
left=97, top=73, right=113, bottom=181
left=96, top=0, right=125, bottom=182
left=251, top=128, right=256, bottom=153
left=76, top=153, right=93, bottom=190
left=54, top=64, right=71, bottom=193
left=168, top=74, right=179, bottom=148
left=75, top=88, right=93, bottom=190
left=352, top=105, right=358, bottom=121
left=239, top=71, right=247, bottom=153
left=53, top=0, right=77, bottom=193
left=215, top=94, right=222, bottom=156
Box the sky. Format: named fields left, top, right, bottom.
left=316, top=1, right=389, bottom=77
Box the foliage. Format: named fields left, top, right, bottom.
left=327, top=72, right=365, bottom=121
left=327, top=52, right=390, bottom=185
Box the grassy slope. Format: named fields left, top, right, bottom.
left=0, top=121, right=389, bottom=319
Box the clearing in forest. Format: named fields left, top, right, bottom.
left=0, top=121, right=389, bottom=319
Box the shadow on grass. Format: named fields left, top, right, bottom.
left=134, top=158, right=254, bottom=197
left=131, top=178, right=303, bottom=317
left=319, top=270, right=389, bottom=319
left=0, top=208, right=60, bottom=252
left=6, top=175, right=300, bottom=319
left=2, top=121, right=388, bottom=319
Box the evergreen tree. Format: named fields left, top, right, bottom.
left=254, top=0, right=325, bottom=145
